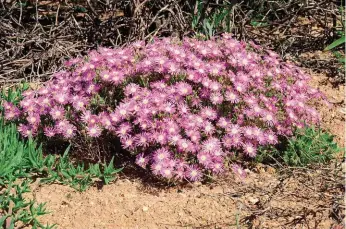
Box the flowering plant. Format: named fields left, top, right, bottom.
left=2, top=34, right=326, bottom=181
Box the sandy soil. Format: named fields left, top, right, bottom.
left=307, top=72, right=345, bottom=148
left=25, top=74, right=344, bottom=229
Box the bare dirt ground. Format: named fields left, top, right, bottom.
left=25, top=74, right=345, bottom=229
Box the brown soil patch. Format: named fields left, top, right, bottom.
left=24, top=73, right=344, bottom=229
left=28, top=164, right=344, bottom=229
left=307, top=72, right=345, bottom=148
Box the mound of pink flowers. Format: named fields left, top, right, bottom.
left=3, top=34, right=325, bottom=181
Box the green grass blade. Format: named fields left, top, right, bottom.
left=324, top=36, right=345, bottom=51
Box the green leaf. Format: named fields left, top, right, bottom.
left=0, top=215, right=8, bottom=226
left=62, top=145, right=71, bottom=159
left=250, top=20, right=268, bottom=27
left=324, top=36, right=345, bottom=51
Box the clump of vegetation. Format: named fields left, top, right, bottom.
left=324, top=6, right=345, bottom=64
left=0, top=85, right=122, bottom=229
left=192, top=0, right=232, bottom=39
left=0, top=180, right=55, bottom=229
left=1, top=34, right=329, bottom=182
left=0, top=120, right=121, bottom=228
left=282, top=126, right=341, bottom=166
left=256, top=126, right=342, bottom=166
left=0, top=120, right=55, bottom=228
left=0, top=120, right=122, bottom=191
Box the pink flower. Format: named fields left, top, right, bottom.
left=203, top=121, right=215, bottom=135
left=151, top=162, right=163, bottom=176
left=197, top=152, right=211, bottom=166
left=174, top=169, right=185, bottom=180
left=155, top=131, right=168, bottom=145
left=186, top=129, right=201, bottom=143
left=177, top=103, right=190, bottom=115
left=2, top=101, right=15, bottom=110
left=165, top=62, right=180, bottom=74
left=227, top=124, right=241, bottom=136
left=225, top=90, right=239, bottom=103
left=116, top=103, right=131, bottom=119
left=232, top=164, right=246, bottom=179
left=177, top=139, right=193, bottom=152
left=88, top=114, right=99, bottom=126
left=243, top=142, right=257, bottom=158
left=168, top=134, right=182, bottom=146
left=234, top=82, right=246, bottom=93
left=186, top=70, right=201, bottom=83
left=202, top=138, right=222, bottom=153
left=109, top=112, right=121, bottom=125
left=62, top=124, right=77, bottom=138
left=161, top=167, right=174, bottom=179
left=124, top=83, right=140, bottom=96
left=162, top=102, right=176, bottom=114
left=186, top=166, right=202, bottom=181
left=210, top=92, right=223, bottom=105
left=175, top=82, right=193, bottom=96
left=165, top=121, right=179, bottom=135
left=81, top=110, right=92, bottom=123
left=99, top=112, right=113, bottom=130
left=18, top=124, right=37, bottom=138
left=229, top=135, right=243, bottom=147
left=86, top=83, right=100, bottom=95
left=135, top=153, right=149, bottom=168
left=261, top=112, right=277, bottom=126
left=26, top=114, right=40, bottom=125
left=44, top=126, right=57, bottom=138
left=110, top=70, right=125, bottom=85
left=153, top=148, right=171, bottom=162
left=116, top=123, right=132, bottom=139
left=133, top=132, right=149, bottom=147
left=122, top=137, right=136, bottom=150
left=86, top=125, right=102, bottom=137
left=55, top=119, right=70, bottom=132
left=50, top=106, right=65, bottom=120
left=100, top=70, right=112, bottom=82
left=217, top=117, right=229, bottom=129
left=175, top=159, right=187, bottom=170
left=265, top=131, right=278, bottom=145
left=243, top=127, right=256, bottom=140
left=210, top=161, right=224, bottom=174
left=54, top=92, right=70, bottom=105
left=200, top=107, right=217, bottom=120
left=4, top=106, right=20, bottom=120
left=72, top=96, right=88, bottom=111
left=251, top=104, right=263, bottom=117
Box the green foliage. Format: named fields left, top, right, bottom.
left=0, top=84, right=122, bottom=228
left=256, top=126, right=342, bottom=166
left=0, top=83, right=29, bottom=106
left=250, top=14, right=269, bottom=27
left=0, top=121, right=40, bottom=179
left=192, top=0, right=232, bottom=39
left=0, top=180, right=55, bottom=229
left=333, top=51, right=345, bottom=64
left=324, top=6, right=345, bottom=64
left=282, top=126, right=341, bottom=166
left=324, top=36, right=345, bottom=51
left=0, top=120, right=122, bottom=228
left=102, top=157, right=123, bottom=185
left=0, top=121, right=122, bottom=191
left=0, top=83, right=122, bottom=187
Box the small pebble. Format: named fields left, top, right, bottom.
left=248, top=196, right=259, bottom=204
